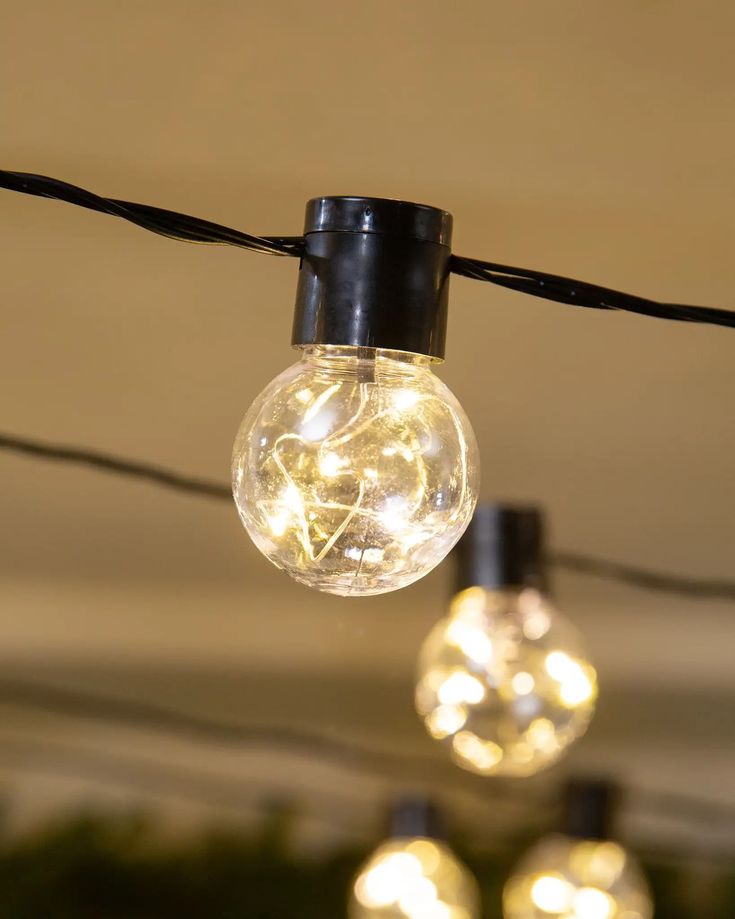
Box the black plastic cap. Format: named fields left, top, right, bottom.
left=563, top=779, right=619, bottom=841
left=453, top=504, right=547, bottom=595
left=388, top=796, right=446, bottom=841
left=292, top=196, right=453, bottom=359
left=304, top=196, right=453, bottom=246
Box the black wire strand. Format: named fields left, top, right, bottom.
left=550, top=551, right=735, bottom=601
left=0, top=677, right=733, bottom=836
left=1, top=430, right=734, bottom=601
left=0, top=678, right=449, bottom=784
left=2, top=169, right=733, bottom=328
left=450, top=255, right=735, bottom=329
left=0, top=432, right=231, bottom=499
left=0, top=171, right=303, bottom=257
left=0, top=735, right=365, bottom=832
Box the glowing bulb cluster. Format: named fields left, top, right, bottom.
left=350, top=837, right=479, bottom=919
left=415, top=587, right=597, bottom=776
left=503, top=834, right=652, bottom=919
left=232, top=346, right=479, bottom=595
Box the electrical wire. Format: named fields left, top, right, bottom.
left=2, top=430, right=733, bottom=602
left=0, top=677, right=732, bottom=838
left=0, top=736, right=296, bottom=818
left=0, top=432, right=230, bottom=500
left=2, top=169, right=734, bottom=329
left=0, top=677, right=453, bottom=785
left=550, top=550, right=735, bottom=601
left=0, top=170, right=303, bottom=257
left=450, top=255, right=735, bottom=329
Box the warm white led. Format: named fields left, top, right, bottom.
left=530, top=874, right=573, bottom=913
left=232, top=346, right=479, bottom=596
left=416, top=588, right=597, bottom=777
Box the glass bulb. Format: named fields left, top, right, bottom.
left=415, top=587, right=597, bottom=776
left=232, top=346, right=479, bottom=596
left=349, top=837, right=480, bottom=919
left=503, top=833, right=653, bottom=919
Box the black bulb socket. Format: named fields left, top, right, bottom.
left=388, top=796, right=446, bottom=841
left=453, top=503, right=548, bottom=595
left=563, top=778, right=619, bottom=841
left=292, top=196, right=453, bottom=360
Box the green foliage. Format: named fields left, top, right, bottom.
left=0, top=812, right=729, bottom=918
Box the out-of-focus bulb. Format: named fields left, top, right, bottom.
left=503, top=834, right=653, bottom=919
left=349, top=837, right=480, bottom=919
left=232, top=345, right=479, bottom=596
left=415, top=586, right=597, bottom=776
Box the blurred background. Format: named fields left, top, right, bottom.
left=0, top=1, right=734, bottom=915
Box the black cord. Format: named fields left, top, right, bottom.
left=551, top=550, right=735, bottom=601
left=2, top=430, right=733, bottom=602
left=0, top=677, right=732, bottom=837
left=450, top=255, right=735, bottom=329
left=0, top=677, right=549, bottom=824
left=0, top=677, right=450, bottom=784
left=0, top=735, right=366, bottom=831
left=2, top=169, right=733, bottom=329
left=0, top=432, right=231, bottom=500
left=0, top=170, right=303, bottom=257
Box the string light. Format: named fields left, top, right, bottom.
left=350, top=798, right=480, bottom=919
left=503, top=781, right=653, bottom=919
left=2, top=171, right=733, bottom=593
left=232, top=197, right=479, bottom=595
left=416, top=506, right=597, bottom=776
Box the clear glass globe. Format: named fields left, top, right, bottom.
left=232, top=345, right=479, bottom=596
left=415, top=587, right=597, bottom=776
left=350, top=837, right=480, bottom=919
left=503, top=834, right=653, bottom=919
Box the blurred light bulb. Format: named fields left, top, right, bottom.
left=350, top=837, right=480, bottom=919
left=503, top=834, right=653, bottom=919
left=416, top=587, right=597, bottom=776
left=232, top=345, right=479, bottom=596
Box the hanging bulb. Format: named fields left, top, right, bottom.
left=415, top=506, right=597, bottom=776
left=503, top=781, right=653, bottom=919
left=232, top=197, right=479, bottom=596
left=349, top=798, right=480, bottom=919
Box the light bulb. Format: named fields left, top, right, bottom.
left=416, top=585, right=597, bottom=776
left=350, top=837, right=480, bottom=919
left=232, top=345, right=479, bottom=595
left=503, top=834, right=653, bottom=919
left=231, top=194, right=477, bottom=595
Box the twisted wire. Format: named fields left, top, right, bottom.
left=2, top=169, right=733, bottom=328
left=0, top=170, right=303, bottom=257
